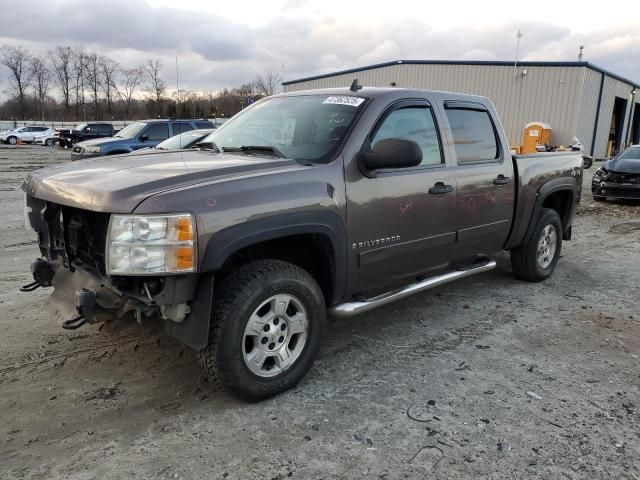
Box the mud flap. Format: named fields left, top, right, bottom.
left=162, top=273, right=214, bottom=350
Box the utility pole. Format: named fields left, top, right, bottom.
left=578, top=45, right=584, bottom=62
left=175, top=56, right=180, bottom=117
left=513, top=30, right=523, bottom=83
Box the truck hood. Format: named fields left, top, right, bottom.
left=75, top=137, right=120, bottom=147
left=603, top=157, right=640, bottom=173
left=23, top=150, right=304, bottom=213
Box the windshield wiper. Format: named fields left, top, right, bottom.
left=222, top=145, right=286, bottom=158
left=195, top=141, right=221, bottom=152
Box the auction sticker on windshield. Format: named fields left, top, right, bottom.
left=322, top=96, right=365, bottom=107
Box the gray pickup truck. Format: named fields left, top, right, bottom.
left=21, top=87, right=583, bottom=400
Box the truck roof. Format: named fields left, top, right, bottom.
left=277, top=86, right=490, bottom=104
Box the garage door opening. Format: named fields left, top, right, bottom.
left=630, top=103, right=640, bottom=145
left=608, top=97, right=628, bottom=156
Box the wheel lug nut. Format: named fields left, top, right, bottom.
left=273, top=318, right=279, bottom=325
left=263, top=325, right=269, bottom=332
left=280, top=324, right=286, bottom=331
left=269, top=343, right=275, bottom=350
left=278, top=336, right=284, bottom=343
left=261, top=337, right=268, bottom=345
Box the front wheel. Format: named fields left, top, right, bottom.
left=7, top=136, right=17, bottom=145
left=199, top=260, right=326, bottom=401
left=511, top=208, right=563, bottom=282
left=45, top=138, right=54, bottom=147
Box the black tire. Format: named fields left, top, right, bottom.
left=511, top=208, right=563, bottom=282
left=45, top=138, right=54, bottom=147
left=583, top=157, right=593, bottom=169
left=199, top=260, right=326, bottom=401
left=593, top=195, right=606, bottom=202
left=7, top=136, right=17, bottom=145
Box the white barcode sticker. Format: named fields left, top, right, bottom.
left=322, top=96, right=365, bottom=107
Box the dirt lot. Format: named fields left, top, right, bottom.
left=1, top=145, right=639, bottom=480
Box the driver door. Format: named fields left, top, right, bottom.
left=346, top=99, right=458, bottom=295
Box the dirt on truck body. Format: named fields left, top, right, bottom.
left=21, top=87, right=583, bottom=400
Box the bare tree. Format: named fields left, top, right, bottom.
left=72, top=49, right=88, bottom=121
left=30, top=56, right=50, bottom=121
left=100, top=56, right=120, bottom=120
left=144, top=58, right=166, bottom=117
left=85, top=52, right=101, bottom=119
left=50, top=46, right=72, bottom=117
left=0, top=45, right=34, bottom=119
left=117, top=67, right=144, bottom=120
left=253, top=71, right=282, bottom=97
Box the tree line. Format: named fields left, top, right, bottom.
left=0, top=44, right=282, bottom=122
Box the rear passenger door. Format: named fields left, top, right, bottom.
left=171, top=122, right=194, bottom=136
left=347, top=99, right=458, bottom=294
left=442, top=101, right=515, bottom=261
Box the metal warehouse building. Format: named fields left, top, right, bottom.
left=282, top=60, right=640, bottom=158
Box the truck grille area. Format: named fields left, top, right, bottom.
left=25, top=194, right=110, bottom=274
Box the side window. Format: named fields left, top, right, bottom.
left=195, top=122, right=213, bottom=129
left=144, top=123, right=170, bottom=141
left=171, top=123, right=193, bottom=135
left=370, top=106, right=443, bottom=166
left=445, top=108, right=499, bottom=163
left=98, top=125, right=110, bottom=135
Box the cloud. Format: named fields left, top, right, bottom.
left=0, top=0, right=639, bottom=101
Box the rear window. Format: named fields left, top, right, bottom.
left=445, top=108, right=499, bottom=163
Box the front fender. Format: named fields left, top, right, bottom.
left=200, top=210, right=348, bottom=303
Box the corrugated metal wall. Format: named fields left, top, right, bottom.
left=588, top=75, right=635, bottom=158
left=576, top=68, right=601, bottom=154
left=284, top=63, right=586, bottom=147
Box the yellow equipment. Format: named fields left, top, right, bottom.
left=522, top=122, right=552, bottom=153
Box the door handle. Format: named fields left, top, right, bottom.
left=428, top=182, right=454, bottom=195
left=493, top=175, right=511, bottom=186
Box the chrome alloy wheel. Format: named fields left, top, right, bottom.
left=537, top=224, right=557, bottom=269
left=242, top=294, right=309, bottom=378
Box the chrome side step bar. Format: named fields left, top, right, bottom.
left=329, top=259, right=497, bottom=318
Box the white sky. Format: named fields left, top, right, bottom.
left=146, top=0, right=627, bottom=33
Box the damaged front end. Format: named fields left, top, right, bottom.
left=21, top=194, right=211, bottom=347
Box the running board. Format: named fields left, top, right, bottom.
left=329, top=259, right=497, bottom=318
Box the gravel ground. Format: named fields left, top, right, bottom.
left=0, top=145, right=639, bottom=480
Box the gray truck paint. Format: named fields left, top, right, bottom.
left=23, top=87, right=583, bottom=348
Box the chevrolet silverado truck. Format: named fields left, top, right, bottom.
left=21, top=87, right=583, bottom=401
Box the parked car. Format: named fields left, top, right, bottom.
left=56, top=122, right=115, bottom=148
left=592, top=145, right=640, bottom=200
left=150, top=128, right=216, bottom=151
left=21, top=87, right=583, bottom=401
left=70, top=119, right=215, bottom=159
left=1, top=126, right=53, bottom=145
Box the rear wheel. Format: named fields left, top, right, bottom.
left=511, top=208, right=563, bottom=282
left=199, top=260, right=326, bottom=401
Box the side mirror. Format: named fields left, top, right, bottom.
left=360, top=138, right=422, bottom=175
left=140, top=134, right=149, bottom=142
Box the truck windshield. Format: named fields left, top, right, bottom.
left=202, top=95, right=366, bottom=162
left=115, top=122, right=147, bottom=138
left=74, top=123, right=88, bottom=131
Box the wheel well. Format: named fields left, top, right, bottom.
left=219, top=234, right=336, bottom=304
left=542, top=190, right=573, bottom=228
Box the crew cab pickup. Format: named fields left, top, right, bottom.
left=21, top=87, right=583, bottom=400
left=56, top=122, right=115, bottom=148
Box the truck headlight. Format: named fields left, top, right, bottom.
left=106, top=214, right=196, bottom=275
left=84, top=146, right=101, bottom=153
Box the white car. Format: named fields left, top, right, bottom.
left=0, top=126, right=53, bottom=145
left=32, top=131, right=58, bottom=147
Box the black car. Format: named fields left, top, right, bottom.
left=56, top=122, right=115, bottom=148
left=592, top=146, right=640, bottom=201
